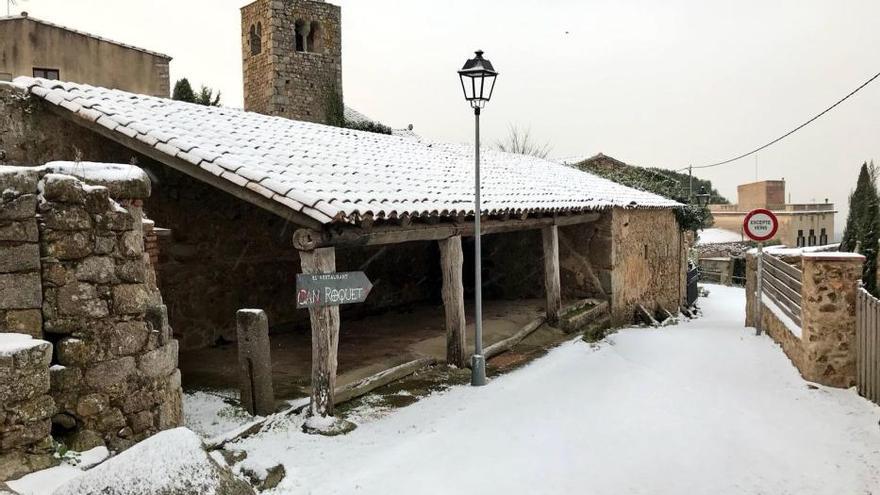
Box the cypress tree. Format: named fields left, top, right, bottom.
left=840, top=162, right=880, bottom=295
left=172, top=78, right=196, bottom=103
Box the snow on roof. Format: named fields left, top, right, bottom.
left=16, top=77, right=679, bottom=225
left=696, top=228, right=744, bottom=245
left=1, top=14, right=172, bottom=59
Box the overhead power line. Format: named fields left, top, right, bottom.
left=679, top=70, right=880, bottom=172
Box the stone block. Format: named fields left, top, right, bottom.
left=83, top=356, right=136, bottom=394
left=40, top=204, right=92, bottom=231
left=0, top=419, right=50, bottom=451
left=94, top=236, right=116, bottom=255
left=41, top=259, right=68, bottom=287
left=0, top=309, right=42, bottom=337
left=75, top=393, right=109, bottom=417
left=0, top=220, right=38, bottom=243
left=56, top=338, right=98, bottom=366
left=4, top=395, right=55, bottom=425
left=95, top=211, right=134, bottom=232
left=64, top=429, right=104, bottom=452
left=75, top=256, right=116, bottom=284
left=0, top=272, right=41, bottom=309
left=41, top=231, right=94, bottom=260
left=109, top=321, right=149, bottom=357
left=116, top=259, right=146, bottom=283
left=83, top=186, right=111, bottom=214
left=0, top=194, right=37, bottom=221
left=128, top=410, right=154, bottom=434
left=0, top=168, right=38, bottom=194
left=50, top=365, right=82, bottom=393
left=118, top=230, right=143, bottom=258
left=56, top=282, right=109, bottom=318
left=0, top=243, right=39, bottom=273
left=112, top=284, right=150, bottom=315
left=40, top=174, right=85, bottom=204
left=138, top=340, right=178, bottom=378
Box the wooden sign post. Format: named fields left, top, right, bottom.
left=743, top=208, right=779, bottom=336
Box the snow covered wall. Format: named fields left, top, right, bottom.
left=0, top=164, right=182, bottom=482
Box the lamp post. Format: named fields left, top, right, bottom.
left=458, top=50, right=498, bottom=387
left=695, top=186, right=711, bottom=208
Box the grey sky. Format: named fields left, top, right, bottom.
left=15, top=0, right=880, bottom=235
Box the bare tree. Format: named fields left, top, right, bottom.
left=495, top=124, right=552, bottom=159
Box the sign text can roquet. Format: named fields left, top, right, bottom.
left=296, top=271, right=373, bottom=309
left=743, top=208, right=778, bottom=336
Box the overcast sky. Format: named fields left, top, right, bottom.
left=16, top=0, right=880, bottom=236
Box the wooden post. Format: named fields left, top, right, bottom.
left=300, top=247, right=340, bottom=418
left=542, top=225, right=562, bottom=323
left=439, top=235, right=467, bottom=367
left=236, top=309, right=275, bottom=416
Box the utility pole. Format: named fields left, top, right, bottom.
left=688, top=165, right=693, bottom=202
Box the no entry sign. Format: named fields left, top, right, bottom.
left=743, top=208, right=778, bottom=242
left=296, top=271, right=373, bottom=309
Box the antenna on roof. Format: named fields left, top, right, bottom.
left=7, top=0, right=27, bottom=17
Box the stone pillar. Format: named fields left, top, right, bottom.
left=236, top=309, right=275, bottom=416
left=0, top=334, right=56, bottom=481
left=800, top=252, right=864, bottom=387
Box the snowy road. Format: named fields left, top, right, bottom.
left=232, top=285, right=880, bottom=494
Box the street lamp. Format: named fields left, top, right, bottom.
left=695, top=186, right=711, bottom=207
left=459, top=50, right=498, bottom=387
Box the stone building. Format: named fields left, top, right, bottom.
left=0, top=77, right=689, bottom=425
left=709, top=180, right=836, bottom=248
left=0, top=12, right=171, bottom=97
left=242, top=0, right=342, bottom=124
left=0, top=163, right=182, bottom=481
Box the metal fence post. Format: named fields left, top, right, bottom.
left=755, top=243, right=764, bottom=336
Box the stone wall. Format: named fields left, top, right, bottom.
left=242, top=0, right=343, bottom=124
left=745, top=251, right=863, bottom=387
left=0, top=335, right=55, bottom=481
left=0, top=164, right=182, bottom=480
left=0, top=168, right=42, bottom=336
left=610, top=208, right=685, bottom=325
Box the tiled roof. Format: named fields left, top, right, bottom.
left=14, top=77, right=679, bottom=225
left=1, top=15, right=172, bottom=60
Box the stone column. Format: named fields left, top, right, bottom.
left=0, top=168, right=42, bottom=337
left=800, top=252, right=864, bottom=387
left=236, top=309, right=275, bottom=416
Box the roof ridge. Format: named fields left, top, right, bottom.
left=0, top=14, right=172, bottom=59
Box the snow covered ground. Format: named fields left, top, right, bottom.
left=697, top=227, right=744, bottom=244
left=230, top=285, right=880, bottom=494
left=11, top=285, right=880, bottom=494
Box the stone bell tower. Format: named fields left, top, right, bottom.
left=241, top=0, right=342, bottom=124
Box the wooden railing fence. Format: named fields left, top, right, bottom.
left=761, top=255, right=803, bottom=327
left=857, top=288, right=880, bottom=404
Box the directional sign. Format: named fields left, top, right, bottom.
left=743, top=208, right=778, bottom=242
left=296, top=271, right=373, bottom=309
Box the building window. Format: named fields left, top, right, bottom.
left=820, top=228, right=828, bottom=245
left=33, top=68, right=59, bottom=80
left=308, top=21, right=323, bottom=52
left=249, top=22, right=262, bottom=56
left=796, top=230, right=805, bottom=247
left=294, top=19, right=307, bottom=52
left=808, top=229, right=816, bottom=247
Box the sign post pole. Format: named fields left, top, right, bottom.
left=742, top=208, right=778, bottom=337
left=756, top=242, right=763, bottom=336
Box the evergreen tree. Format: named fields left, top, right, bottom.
left=172, top=78, right=196, bottom=103
left=840, top=162, right=880, bottom=295
left=172, top=78, right=221, bottom=106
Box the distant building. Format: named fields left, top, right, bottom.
left=709, top=180, right=836, bottom=248
left=0, top=12, right=171, bottom=97
left=241, top=0, right=342, bottom=124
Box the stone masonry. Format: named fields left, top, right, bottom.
left=0, top=163, right=182, bottom=480
left=0, top=334, right=55, bottom=481
left=746, top=251, right=863, bottom=387
left=242, top=0, right=343, bottom=124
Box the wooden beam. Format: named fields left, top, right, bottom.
left=44, top=104, right=324, bottom=230
left=300, top=247, right=340, bottom=417
left=482, top=316, right=546, bottom=361
left=293, top=212, right=602, bottom=250
left=542, top=225, right=562, bottom=323
left=438, top=235, right=467, bottom=367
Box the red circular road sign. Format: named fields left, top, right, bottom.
left=743, top=208, right=779, bottom=242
